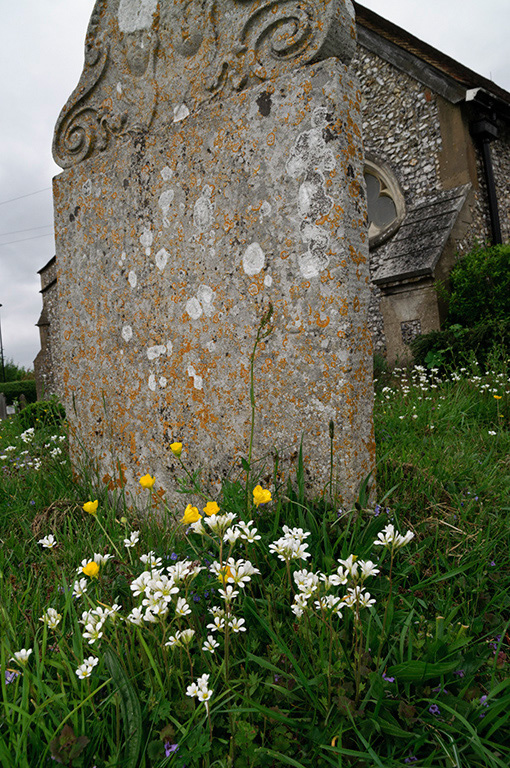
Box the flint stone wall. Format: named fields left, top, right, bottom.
left=53, top=0, right=374, bottom=508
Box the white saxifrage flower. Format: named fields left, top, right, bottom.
left=373, top=524, right=414, bottom=550
left=72, top=578, right=88, bottom=598
left=75, top=656, right=99, bottom=679
left=39, top=607, right=62, bottom=629
left=123, top=530, right=140, bottom=548
left=202, top=635, right=220, bottom=653
left=38, top=534, right=57, bottom=549
left=12, top=648, right=33, bottom=665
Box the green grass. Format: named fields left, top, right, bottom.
left=0, top=359, right=509, bottom=768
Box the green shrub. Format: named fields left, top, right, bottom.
left=446, top=243, right=510, bottom=327
left=411, top=243, right=510, bottom=370
left=16, top=397, right=66, bottom=430
left=0, top=379, right=37, bottom=405
left=411, top=318, right=510, bottom=370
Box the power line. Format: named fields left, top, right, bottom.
left=0, top=224, right=53, bottom=237
left=0, top=232, right=54, bottom=247
left=0, top=187, right=51, bottom=207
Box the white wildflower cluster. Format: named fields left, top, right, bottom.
left=268, top=526, right=311, bottom=562
left=186, top=672, right=213, bottom=703
left=20, top=428, right=35, bottom=443
left=75, top=656, right=99, bottom=679
left=190, top=510, right=263, bottom=547
left=39, top=607, right=62, bottom=629
left=373, top=523, right=414, bottom=550
left=80, top=604, right=121, bottom=645
left=127, top=557, right=202, bottom=624
left=204, top=558, right=259, bottom=636
left=291, top=555, right=380, bottom=619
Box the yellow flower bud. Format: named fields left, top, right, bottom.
left=170, top=442, right=183, bottom=457
left=182, top=504, right=202, bottom=524
left=83, top=500, right=98, bottom=516
left=203, top=501, right=220, bottom=516
left=253, top=485, right=272, bottom=507
left=82, top=561, right=100, bottom=578
left=139, top=474, right=156, bottom=489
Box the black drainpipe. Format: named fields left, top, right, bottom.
left=470, top=117, right=503, bottom=245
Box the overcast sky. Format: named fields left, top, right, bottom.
left=1, top=0, right=509, bottom=370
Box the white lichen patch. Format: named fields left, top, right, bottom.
left=186, top=297, right=203, bottom=320
left=196, top=285, right=215, bottom=317
left=193, top=187, right=214, bottom=232
left=147, top=345, right=166, bottom=360
left=166, top=340, right=173, bottom=356
left=173, top=103, right=190, bottom=123
left=148, top=374, right=157, bottom=392
left=128, top=271, right=137, bottom=288
left=121, top=325, right=133, bottom=342
left=161, top=166, right=173, bottom=181
left=187, top=365, right=203, bottom=390
left=140, top=227, right=153, bottom=255
left=242, top=242, right=265, bottom=276
left=264, top=274, right=273, bottom=287
left=159, top=377, right=167, bottom=388
left=117, top=0, right=158, bottom=33
left=155, top=248, right=169, bottom=271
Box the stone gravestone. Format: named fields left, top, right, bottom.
left=52, top=0, right=374, bottom=509
left=0, top=393, right=6, bottom=421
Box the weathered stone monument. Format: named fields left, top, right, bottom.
left=52, top=0, right=374, bottom=508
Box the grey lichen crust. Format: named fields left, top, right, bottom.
left=53, top=0, right=357, bottom=169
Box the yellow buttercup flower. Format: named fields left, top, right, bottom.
left=494, top=395, right=502, bottom=400
left=82, top=561, right=100, bottom=578
left=170, top=442, right=183, bottom=457
left=203, top=501, right=220, bottom=516
left=253, top=485, right=272, bottom=507
left=182, top=504, right=202, bottom=524
left=218, top=565, right=233, bottom=585
left=83, top=500, right=98, bottom=516
left=139, top=474, right=156, bottom=489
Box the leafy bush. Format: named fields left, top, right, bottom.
left=0, top=379, right=37, bottom=405
left=16, top=397, right=66, bottom=430
left=411, top=319, right=510, bottom=370
left=411, top=244, right=510, bottom=370
left=446, top=243, right=510, bottom=327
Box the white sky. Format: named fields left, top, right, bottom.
left=1, top=0, right=509, bottom=370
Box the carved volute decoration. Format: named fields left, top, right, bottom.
left=53, top=0, right=357, bottom=168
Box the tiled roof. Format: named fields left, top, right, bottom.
left=372, top=185, right=472, bottom=285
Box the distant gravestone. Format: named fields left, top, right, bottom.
left=52, top=0, right=374, bottom=508
left=18, top=394, right=28, bottom=411
left=0, top=393, right=6, bottom=421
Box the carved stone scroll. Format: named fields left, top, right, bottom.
left=53, top=0, right=356, bottom=169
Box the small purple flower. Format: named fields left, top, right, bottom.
left=429, top=704, right=440, bottom=716
left=432, top=686, right=448, bottom=694
left=382, top=672, right=395, bottom=683
left=453, top=669, right=465, bottom=678
left=164, top=741, right=179, bottom=757
left=192, top=594, right=201, bottom=603
left=404, top=757, right=418, bottom=765
left=480, top=695, right=489, bottom=707
left=170, top=552, right=178, bottom=561
left=489, top=561, right=496, bottom=567
left=374, top=505, right=382, bottom=517
left=5, top=670, right=20, bottom=684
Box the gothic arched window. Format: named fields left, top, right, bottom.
left=364, top=158, right=405, bottom=249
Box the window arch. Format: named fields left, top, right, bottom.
left=364, top=158, right=405, bottom=249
